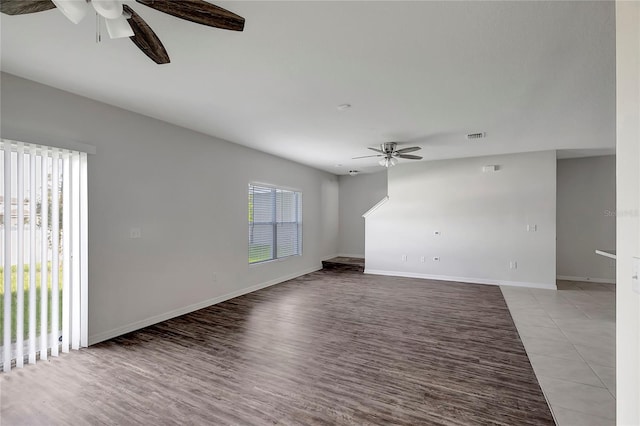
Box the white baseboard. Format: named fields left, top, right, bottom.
left=88, top=265, right=321, bottom=346
left=557, top=275, right=616, bottom=284
left=364, top=269, right=557, bottom=290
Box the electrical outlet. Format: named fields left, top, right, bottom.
left=433, top=256, right=440, bottom=261
left=420, top=256, right=425, bottom=263
left=402, top=255, right=407, bottom=262
left=129, top=228, right=141, bottom=239
left=510, top=261, right=517, bottom=269
left=527, top=224, right=537, bottom=232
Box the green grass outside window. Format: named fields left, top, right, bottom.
left=0, top=263, right=63, bottom=344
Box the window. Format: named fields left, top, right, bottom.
left=248, top=184, right=302, bottom=264
left=0, top=139, right=88, bottom=372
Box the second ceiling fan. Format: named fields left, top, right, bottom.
left=0, top=0, right=245, bottom=64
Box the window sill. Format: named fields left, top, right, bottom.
left=249, top=254, right=301, bottom=267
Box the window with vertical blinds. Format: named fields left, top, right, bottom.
left=248, top=184, right=302, bottom=264
left=0, top=139, right=88, bottom=372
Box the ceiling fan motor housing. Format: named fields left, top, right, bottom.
left=382, top=142, right=397, bottom=155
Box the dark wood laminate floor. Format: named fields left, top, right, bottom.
left=322, top=257, right=365, bottom=273
left=1, top=269, right=554, bottom=425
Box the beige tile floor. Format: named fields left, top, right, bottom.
left=501, top=281, right=616, bottom=426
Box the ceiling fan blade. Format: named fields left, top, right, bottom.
left=1, top=0, right=55, bottom=15
left=124, top=5, right=170, bottom=65
left=367, top=147, right=384, bottom=153
left=395, top=146, right=421, bottom=154
left=352, top=154, right=384, bottom=159
left=397, top=154, right=423, bottom=160
left=135, top=0, right=245, bottom=31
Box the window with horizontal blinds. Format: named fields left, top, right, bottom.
left=0, top=139, right=88, bottom=372
left=248, top=184, right=302, bottom=264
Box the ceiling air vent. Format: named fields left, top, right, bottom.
left=467, top=132, right=486, bottom=140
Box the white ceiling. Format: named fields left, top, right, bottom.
left=1, top=1, right=616, bottom=174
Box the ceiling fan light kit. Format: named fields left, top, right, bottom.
left=51, top=0, right=88, bottom=24
left=379, top=157, right=398, bottom=168
left=49, top=0, right=136, bottom=39
left=2, top=0, right=245, bottom=64
left=92, top=0, right=122, bottom=19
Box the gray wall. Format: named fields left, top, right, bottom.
left=365, top=151, right=557, bottom=289
left=0, top=72, right=340, bottom=344
left=337, top=171, right=387, bottom=257
left=556, top=156, right=616, bottom=282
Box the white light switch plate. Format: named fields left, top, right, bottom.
left=633, top=257, right=640, bottom=294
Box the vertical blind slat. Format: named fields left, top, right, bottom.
left=40, top=147, right=49, bottom=361
left=61, top=151, right=70, bottom=353
left=28, top=144, right=37, bottom=364
left=79, top=153, right=88, bottom=348
left=3, top=142, right=12, bottom=372
left=51, top=149, right=60, bottom=357
left=16, top=143, right=25, bottom=368
left=70, top=152, right=80, bottom=350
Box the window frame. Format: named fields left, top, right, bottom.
left=248, top=183, right=302, bottom=265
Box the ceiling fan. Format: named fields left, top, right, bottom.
left=0, top=0, right=245, bottom=64
left=353, top=142, right=423, bottom=168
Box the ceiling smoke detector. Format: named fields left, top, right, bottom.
left=467, top=132, right=486, bottom=140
